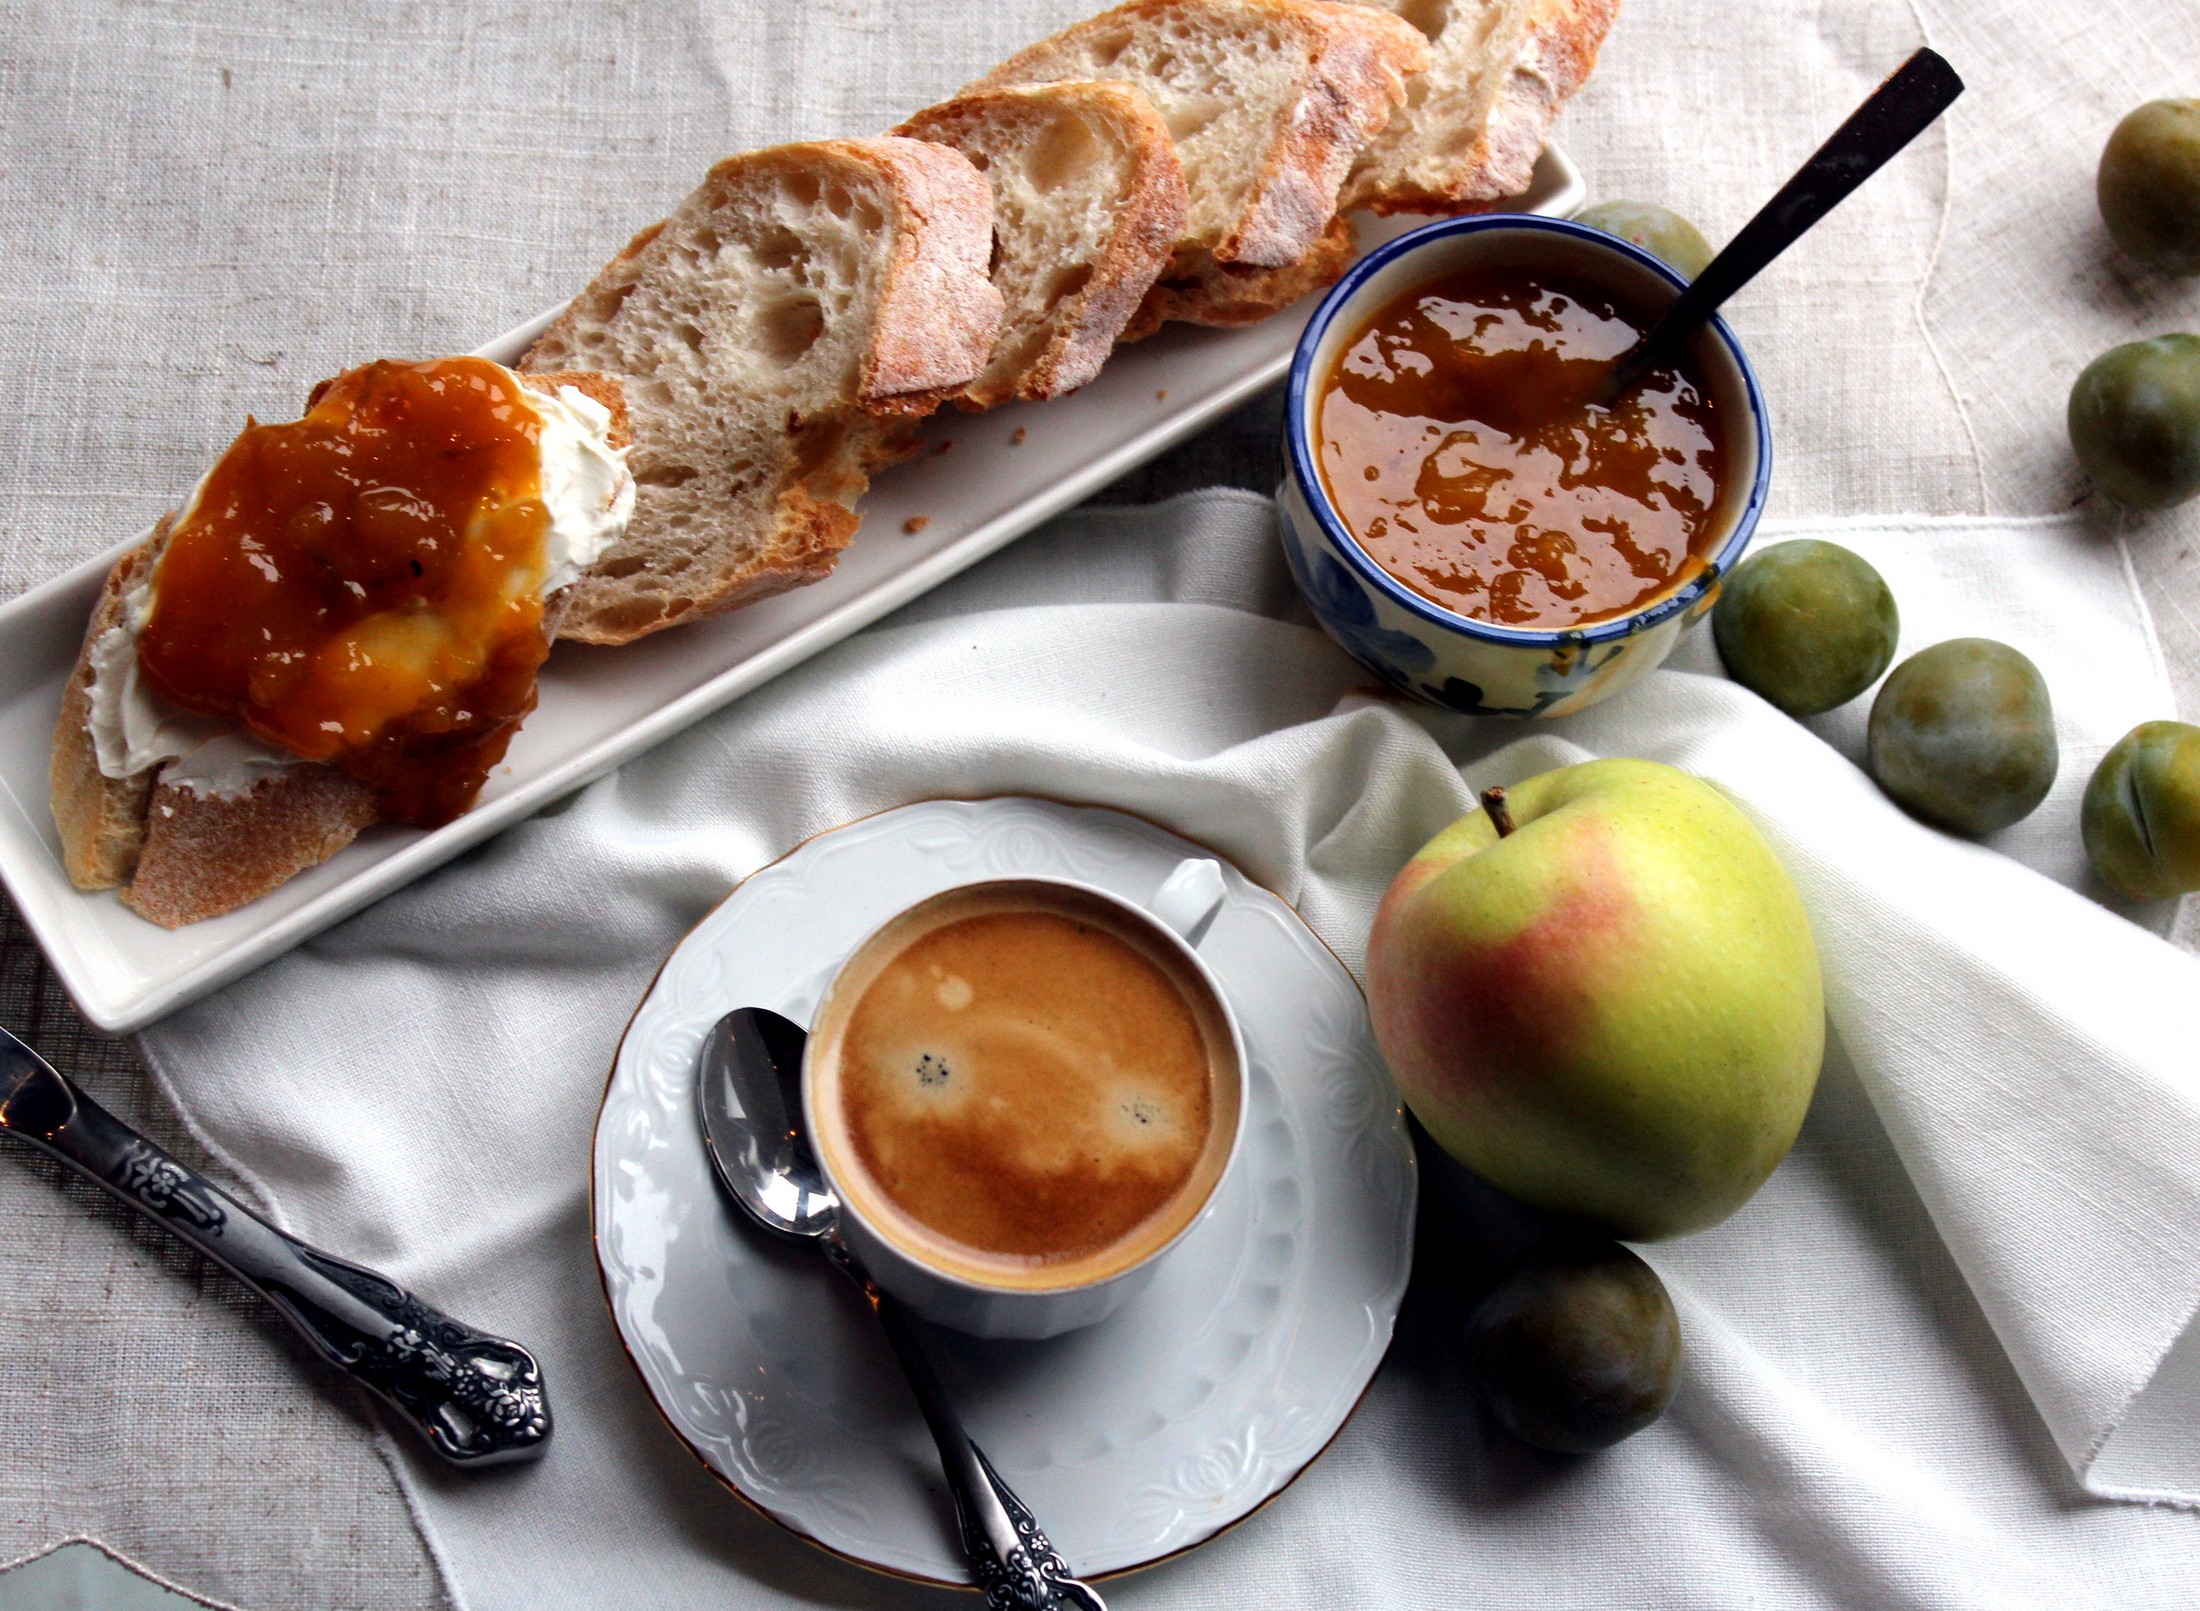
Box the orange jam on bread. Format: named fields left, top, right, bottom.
left=136, top=358, right=563, bottom=826
left=1317, top=265, right=1727, bottom=629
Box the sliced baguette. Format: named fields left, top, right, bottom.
left=971, top=0, right=1427, bottom=329
left=520, top=137, right=1003, bottom=644
left=53, top=373, right=629, bottom=927
left=1341, top=0, right=1618, bottom=214
left=896, top=82, right=1189, bottom=407
left=1122, top=214, right=1356, bottom=337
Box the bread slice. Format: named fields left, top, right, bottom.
left=1123, top=213, right=1356, bottom=337
left=520, top=137, right=1003, bottom=644
left=50, top=528, right=167, bottom=892
left=123, top=766, right=380, bottom=929
left=52, top=373, right=630, bottom=927
left=49, top=519, right=381, bottom=925
left=1340, top=0, right=1618, bottom=214
left=896, top=82, right=1189, bottom=407
left=971, top=0, right=1427, bottom=329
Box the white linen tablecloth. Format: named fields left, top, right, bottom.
left=5, top=1, right=2200, bottom=1607
left=125, top=491, right=2200, bottom=1611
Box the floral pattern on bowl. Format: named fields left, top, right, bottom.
left=1276, top=213, right=1772, bottom=719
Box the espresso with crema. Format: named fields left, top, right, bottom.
left=811, top=884, right=1236, bottom=1290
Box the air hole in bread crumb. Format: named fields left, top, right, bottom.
left=637, top=463, right=700, bottom=489
left=786, top=173, right=822, bottom=208
left=904, top=516, right=931, bottom=534
left=1046, top=263, right=1094, bottom=303
left=601, top=280, right=640, bottom=320
left=824, top=184, right=854, bottom=219
left=1165, top=101, right=1222, bottom=143
left=757, top=296, right=825, bottom=363
left=751, top=223, right=805, bottom=272
left=683, top=227, right=723, bottom=268
left=1394, top=0, right=1449, bottom=35
left=1026, top=115, right=1104, bottom=193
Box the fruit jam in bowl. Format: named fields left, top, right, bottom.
left=1278, top=213, right=1772, bottom=717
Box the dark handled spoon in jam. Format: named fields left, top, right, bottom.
left=0, top=1025, right=550, bottom=1465
left=1598, top=47, right=1965, bottom=403
left=697, top=1007, right=1106, bottom=1611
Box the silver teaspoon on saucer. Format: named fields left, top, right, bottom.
left=0, top=1024, right=550, bottom=1466
left=698, top=1007, right=1107, bottom=1611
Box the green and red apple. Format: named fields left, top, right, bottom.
left=1367, top=759, right=1824, bottom=1240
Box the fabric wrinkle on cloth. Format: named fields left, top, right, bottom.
left=122, top=490, right=2200, bottom=1611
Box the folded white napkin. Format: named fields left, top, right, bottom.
left=138, top=491, right=2200, bottom=1609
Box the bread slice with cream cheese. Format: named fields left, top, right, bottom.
left=896, top=81, right=1189, bottom=407
left=970, top=0, right=1428, bottom=334
left=520, top=137, right=1003, bottom=643
left=51, top=372, right=630, bottom=928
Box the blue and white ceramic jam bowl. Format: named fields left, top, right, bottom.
left=1277, top=213, right=1772, bottom=718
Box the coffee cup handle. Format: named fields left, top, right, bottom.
left=1146, top=858, right=1227, bottom=948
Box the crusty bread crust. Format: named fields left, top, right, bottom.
left=51, top=369, right=626, bottom=926
left=521, top=138, right=1001, bottom=644
left=897, top=81, right=1190, bottom=407
left=975, top=0, right=1426, bottom=271
left=121, top=767, right=379, bottom=930
left=1343, top=0, right=1617, bottom=214
left=1122, top=214, right=1355, bottom=339
left=1225, top=0, right=1427, bottom=263
left=858, top=137, right=1013, bottom=411
left=50, top=527, right=166, bottom=891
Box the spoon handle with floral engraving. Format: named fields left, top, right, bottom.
left=0, top=1026, right=551, bottom=1466
left=822, top=1233, right=1106, bottom=1611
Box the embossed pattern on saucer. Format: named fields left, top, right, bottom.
left=594, top=797, right=1417, bottom=1582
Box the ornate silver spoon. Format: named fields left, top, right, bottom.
left=696, top=1006, right=1106, bottom=1611
left=0, top=1025, right=549, bottom=1465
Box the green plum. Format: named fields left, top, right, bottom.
left=1712, top=539, right=1900, bottom=716
left=2098, top=100, right=2200, bottom=276
left=1573, top=201, right=1714, bottom=279
left=1465, top=1237, right=1681, bottom=1453
left=2069, top=335, right=2200, bottom=510
left=2082, top=720, right=2200, bottom=900
left=1867, top=639, right=2059, bottom=835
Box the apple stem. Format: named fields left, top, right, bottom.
left=1481, top=786, right=1516, bottom=838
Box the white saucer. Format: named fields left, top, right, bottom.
left=593, top=797, right=1417, bottom=1582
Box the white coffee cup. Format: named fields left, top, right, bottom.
left=803, top=858, right=1246, bottom=1340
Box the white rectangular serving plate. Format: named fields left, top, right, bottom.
left=0, top=149, right=1581, bottom=1033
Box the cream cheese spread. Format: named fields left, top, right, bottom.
left=533, top=382, right=637, bottom=596
left=84, top=373, right=634, bottom=799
